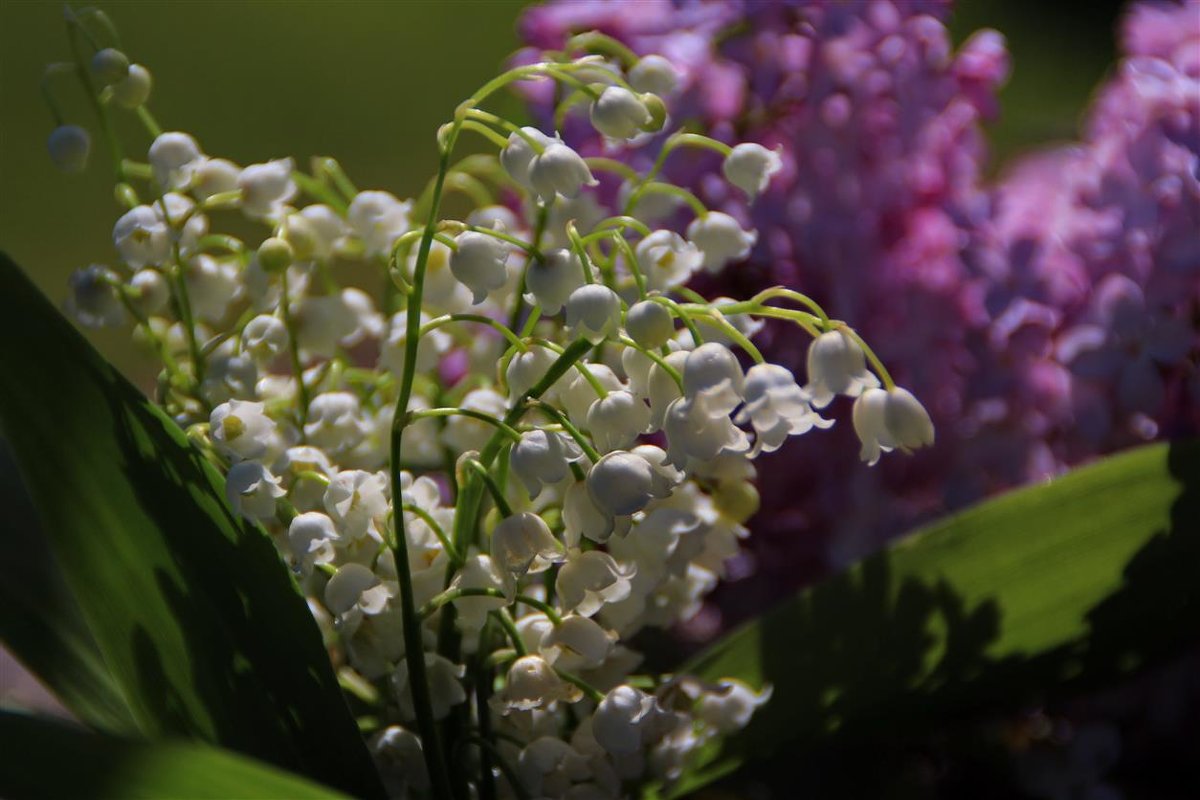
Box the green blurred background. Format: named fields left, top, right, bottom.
left=0, top=0, right=1125, bottom=378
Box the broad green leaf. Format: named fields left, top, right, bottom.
left=668, top=440, right=1200, bottom=796
left=0, top=711, right=351, bottom=799
left=0, top=253, right=385, bottom=799
left=0, top=443, right=136, bottom=732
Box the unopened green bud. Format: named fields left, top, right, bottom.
left=258, top=237, right=294, bottom=272
left=714, top=480, right=759, bottom=523
left=640, top=93, right=668, bottom=134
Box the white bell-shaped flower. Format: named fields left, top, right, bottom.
left=629, top=54, right=679, bottom=95
left=210, top=399, right=275, bottom=461
left=636, top=230, right=703, bottom=292
left=516, top=612, right=556, bottom=654
left=287, top=511, right=338, bottom=574
left=449, top=231, right=510, bottom=304
left=494, top=655, right=581, bottom=714
left=293, top=293, right=358, bottom=357
left=804, top=329, right=880, bottom=408
left=500, top=127, right=556, bottom=189
left=392, top=653, right=466, bottom=722
left=624, top=300, right=674, bottom=349
left=722, top=143, right=783, bottom=200
left=663, top=392, right=750, bottom=468
left=148, top=131, right=203, bottom=190
left=183, top=255, right=238, bottom=322
left=885, top=387, right=935, bottom=452
left=241, top=314, right=288, bottom=361
left=201, top=354, right=257, bottom=404
left=683, top=342, right=745, bottom=415
left=224, top=460, right=284, bottom=521
left=325, top=562, right=390, bottom=616
left=529, top=142, right=598, bottom=202
left=587, top=390, right=651, bottom=452
left=505, top=344, right=560, bottom=400
left=191, top=157, right=240, bottom=202
left=275, top=446, right=334, bottom=512
left=449, top=553, right=510, bottom=635
left=348, top=190, right=412, bottom=258
left=65, top=265, right=125, bottom=328
left=587, top=450, right=673, bottom=517
left=509, top=429, right=581, bottom=499
left=113, top=205, right=170, bottom=268
left=112, top=64, right=152, bottom=109
left=563, top=480, right=628, bottom=546
left=591, top=685, right=658, bottom=755
left=590, top=86, right=652, bottom=140
left=323, top=469, right=389, bottom=538
left=851, top=387, right=893, bottom=466
left=517, top=738, right=593, bottom=800
left=47, top=125, right=90, bottom=173
left=525, top=249, right=586, bottom=315
left=542, top=615, right=616, bottom=671
left=556, top=550, right=635, bottom=617
left=566, top=284, right=622, bottom=344
left=370, top=726, right=429, bottom=795
left=694, top=679, right=773, bottom=734
left=491, top=512, right=564, bottom=576
left=304, top=391, right=368, bottom=453
left=559, top=363, right=622, bottom=428
left=295, top=204, right=348, bottom=260
left=736, top=363, right=832, bottom=455
left=647, top=350, right=689, bottom=431
left=238, top=158, right=296, bottom=219
left=686, top=212, right=757, bottom=273
left=128, top=269, right=170, bottom=315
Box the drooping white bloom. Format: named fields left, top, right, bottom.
left=686, top=212, right=757, bottom=273
left=392, top=652, right=466, bottom=722
left=590, top=86, right=652, bottom=140
left=647, top=350, right=688, bottom=431
left=148, top=131, right=203, bottom=190
left=323, top=468, right=389, bottom=538
left=722, top=143, right=783, bottom=200
left=563, top=481, right=625, bottom=547
left=663, top=392, right=750, bottom=468
left=624, top=300, right=674, bottom=349
left=441, top=388, right=509, bottom=453
left=703, top=296, right=766, bottom=348
left=587, top=450, right=673, bottom=517
left=529, top=142, right=599, bottom=202
left=183, top=254, right=238, bottom=322
left=210, top=400, right=275, bottom=461
left=191, top=157, right=240, bottom=202
left=591, top=685, right=658, bottom=755
left=293, top=293, right=359, bottom=358
left=274, top=445, right=334, bottom=511
left=525, top=248, right=586, bottom=315
left=736, top=363, right=832, bottom=454
left=297, top=204, right=348, bottom=260
left=370, top=726, right=429, bottom=795
left=587, top=390, right=651, bottom=452
left=694, top=679, right=773, bottom=734
left=804, top=329, right=880, bottom=408
left=500, top=127, right=556, bottom=189
left=113, top=205, right=170, bottom=269
left=238, top=158, right=297, bottom=219
left=325, top=562, right=390, bottom=616
left=556, top=550, right=635, bottom=617
left=517, top=738, right=593, bottom=800
left=682, top=342, right=745, bottom=415
left=449, top=230, right=510, bottom=304
left=348, top=190, right=412, bottom=258
left=636, top=230, right=703, bottom=292
left=128, top=269, right=170, bottom=315
left=505, top=344, right=560, bottom=400
left=224, top=460, right=284, bottom=521
left=65, top=265, right=124, bottom=328
left=449, top=553, right=510, bottom=635
left=491, top=512, right=564, bottom=576
left=509, top=429, right=581, bottom=499
left=493, top=655, right=581, bottom=714
left=629, top=54, right=679, bottom=95
left=853, top=386, right=936, bottom=464
left=337, top=287, right=384, bottom=347
left=47, top=125, right=90, bottom=172
left=287, top=511, right=339, bottom=574
left=304, top=392, right=368, bottom=453
left=241, top=314, right=288, bottom=361
left=379, top=310, right=450, bottom=379
left=566, top=284, right=622, bottom=344
left=559, top=363, right=622, bottom=428
left=542, top=614, right=616, bottom=671
left=112, top=63, right=152, bottom=109
left=201, top=354, right=257, bottom=404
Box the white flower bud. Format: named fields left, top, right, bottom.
left=529, top=142, right=598, bottom=202
left=370, top=726, right=429, bottom=794
left=210, top=400, right=275, bottom=462
left=348, top=190, right=413, bottom=258
left=510, top=429, right=581, bottom=499
left=128, top=269, right=169, bottom=316
left=224, top=460, right=284, bottom=521
left=47, top=125, right=90, bottom=173
left=625, top=300, right=674, bottom=349
left=805, top=329, right=880, bottom=408
left=449, top=554, right=510, bottom=635
left=90, top=48, right=129, bottom=85
left=112, top=64, right=152, bottom=109
left=556, top=550, right=635, bottom=617
left=566, top=284, right=622, bottom=344
left=113, top=205, right=169, bottom=268
left=501, top=127, right=556, bottom=188
left=587, top=391, right=651, bottom=452
left=542, top=615, right=616, bottom=671
left=323, top=468, right=389, bottom=538
left=695, top=679, right=772, bottom=734
left=629, top=54, right=679, bottom=95
left=305, top=392, right=368, bottom=454
left=663, top=393, right=750, bottom=468
left=491, top=512, right=564, bottom=576
left=65, top=265, right=124, bottom=328
left=494, top=655, right=581, bottom=714
left=884, top=387, right=935, bottom=452
left=241, top=314, right=288, bottom=361
left=190, top=157, right=240, bottom=202
left=560, top=363, right=622, bottom=427
left=148, top=132, right=203, bottom=191
left=506, top=344, right=560, bottom=400
left=287, top=511, right=338, bottom=574
left=450, top=231, right=510, bottom=304
left=238, top=158, right=297, bottom=219
left=736, top=363, right=832, bottom=454
left=592, top=685, right=657, bottom=755
left=587, top=450, right=672, bottom=517
left=297, top=204, right=348, bottom=260
left=590, top=86, right=652, bottom=140
left=686, top=212, right=757, bottom=273
left=723, top=143, right=783, bottom=200
left=392, top=653, right=465, bottom=722
left=525, top=249, right=585, bottom=315
left=683, top=342, right=745, bottom=415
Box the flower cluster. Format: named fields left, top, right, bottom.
left=52, top=18, right=931, bottom=800
left=515, top=0, right=1199, bottom=634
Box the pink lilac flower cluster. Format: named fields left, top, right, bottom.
left=516, top=0, right=1200, bottom=635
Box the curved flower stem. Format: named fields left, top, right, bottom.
left=464, top=459, right=514, bottom=517
left=490, top=609, right=527, bottom=656
left=420, top=588, right=562, bottom=623
left=65, top=10, right=124, bottom=182
left=441, top=222, right=542, bottom=258
left=553, top=668, right=605, bottom=703
left=459, top=119, right=511, bottom=149
left=442, top=171, right=495, bottom=209
left=690, top=310, right=765, bottom=363
left=718, top=303, right=822, bottom=338
left=616, top=335, right=683, bottom=389
left=529, top=401, right=602, bottom=462
left=565, top=222, right=597, bottom=284
left=402, top=504, right=460, bottom=565
left=838, top=323, right=896, bottom=390
left=565, top=30, right=640, bottom=65
left=592, top=214, right=653, bottom=237
left=748, top=286, right=831, bottom=328
left=464, top=109, right=545, bottom=153
left=412, top=408, right=523, bottom=443
left=634, top=182, right=708, bottom=217
left=521, top=337, right=608, bottom=398
left=421, top=313, right=528, bottom=353
left=584, top=157, right=641, bottom=182
left=607, top=231, right=647, bottom=298
left=649, top=295, right=704, bottom=347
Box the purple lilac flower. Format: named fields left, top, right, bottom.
left=517, top=0, right=1200, bottom=636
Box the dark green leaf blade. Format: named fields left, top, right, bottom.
left=0, top=710, right=351, bottom=800
left=670, top=441, right=1200, bottom=796
left=0, top=253, right=384, bottom=799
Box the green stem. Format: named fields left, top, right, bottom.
left=839, top=324, right=895, bottom=390
left=422, top=313, right=527, bottom=353
left=278, top=269, right=311, bottom=433
left=465, top=459, right=513, bottom=517
left=402, top=504, right=460, bottom=564
left=529, top=401, right=601, bottom=462
left=412, top=408, right=522, bottom=443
